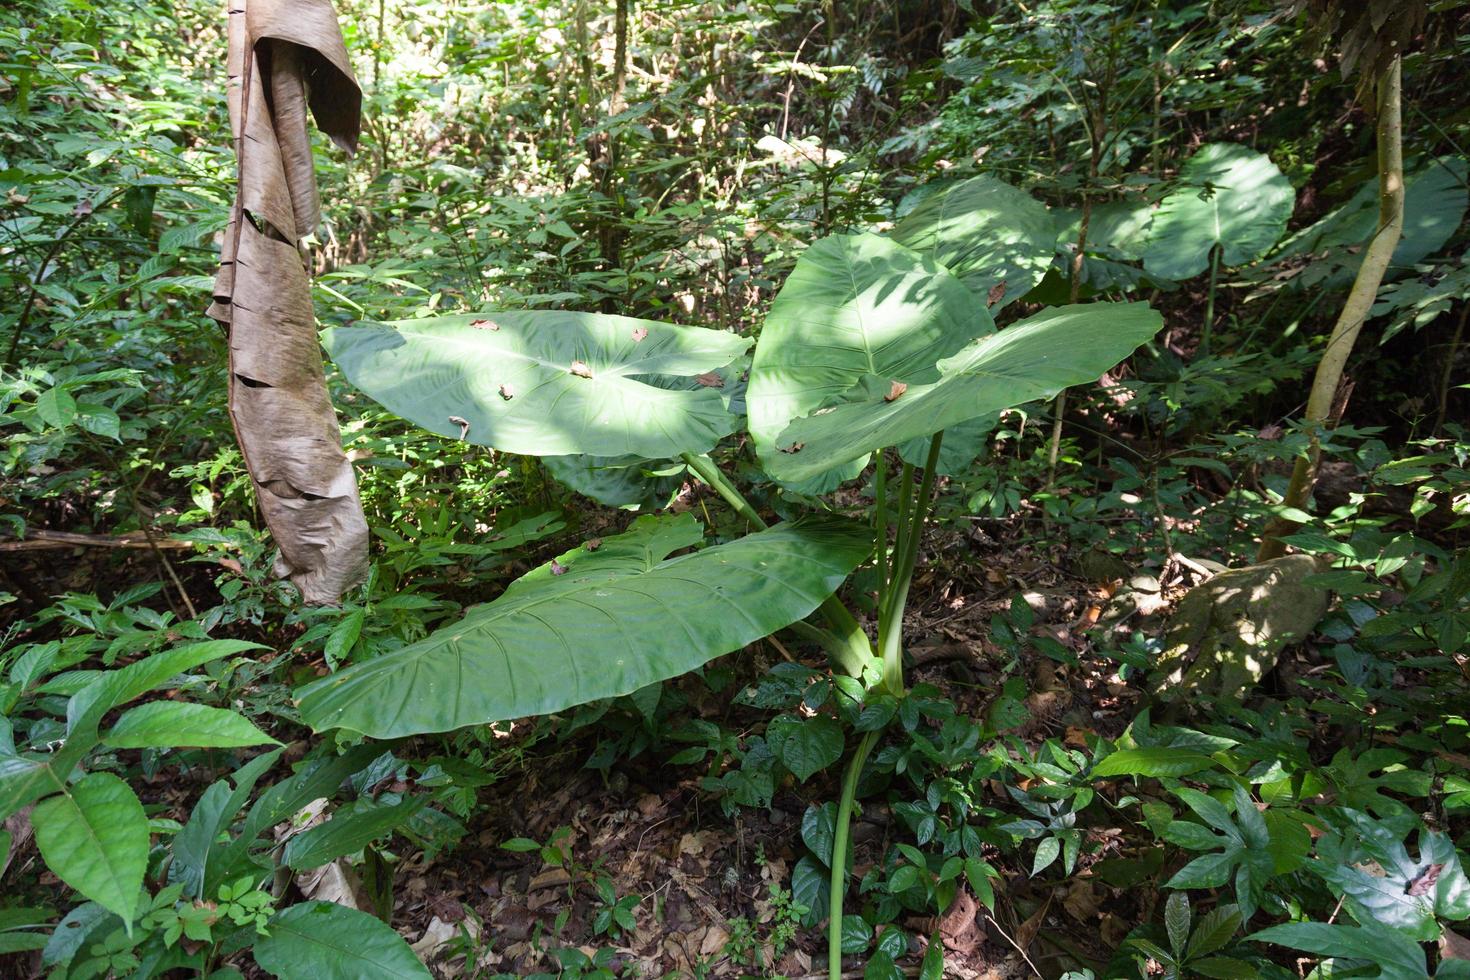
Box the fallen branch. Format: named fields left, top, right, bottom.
left=0, top=530, right=197, bottom=552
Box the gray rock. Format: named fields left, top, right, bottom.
left=1149, top=554, right=1329, bottom=704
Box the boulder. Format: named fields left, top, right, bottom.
left=1149, top=554, right=1328, bottom=704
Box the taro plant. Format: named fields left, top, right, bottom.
left=295, top=177, right=1163, bottom=975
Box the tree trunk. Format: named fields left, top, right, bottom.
left=1258, top=55, right=1404, bottom=561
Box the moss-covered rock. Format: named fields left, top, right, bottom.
left=1149, top=555, right=1328, bottom=705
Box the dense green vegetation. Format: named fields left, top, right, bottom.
left=1, top=0, right=1468, bottom=977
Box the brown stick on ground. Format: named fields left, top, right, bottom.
left=0, top=530, right=197, bottom=552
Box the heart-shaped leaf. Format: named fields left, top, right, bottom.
left=1142, top=143, right=1294, bottom=279
left=765, top=302, right=1163, bottom=483
left=297, top=514, right=871, bottom=738
left=890, top=174, right=1057, bottom=307
left=324, top=311, right=750, bottom=459
left=747, top=233, right=994, bottom=483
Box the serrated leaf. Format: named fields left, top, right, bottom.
left=1188, top=905, right=1245, bottom=959
left=802, top=802, right=838, bottom=867
left=33, top=773, right=148, bottom=926
left=324, top=311, right=749, bottom=459
left=770, top=715, right=844, bottom=783
left=766, top=302, right=1162, bottom=483
left=298, top=515, right=871, bottom=738
left=1165, top=890, right=1191, bottom=957
left=103, top=701, right=277, bottom=749
left=253, top=901, right=432, bottom=980
left=792, top=855, right=829, bottom=927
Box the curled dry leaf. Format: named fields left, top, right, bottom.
left=569, top=360, right=593, bottom=379
left=694, top=371, right=724, bottom=388
left=550, top=559, right=568, bottom=575
left=586, top=537, right=603, bottom=551
left=471, top=319, right=501, bottom=331
left=498, top=383, right=515, bottom=400
left=206, top=0, right=368, bottom=604
left=1406, top=863, right=1444, bottom=896
left=631, top=326, right=648, bottom=342
left=779, top=442, right=804, bottom=454
left=449, top=416, right=471, bottom=439
left=987, top=280, right=1007, bottom=307
left=884, top=381, right=908, bottom=402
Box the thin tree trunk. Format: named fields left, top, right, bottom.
left=1258, top=55, right=1404, bottom=561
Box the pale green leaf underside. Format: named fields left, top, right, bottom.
left=766, top=302, right=1163, bottom=483
left=254, top=901, right=432, bottom=980
left=296, top=513, right=872, bottom=738
left=1142, top=143, right=1294, bottom=278
left=32, top=772, right=149, bottom=925
left=747, top=233, right=993, bottom=478
left=890, top=174, right=1058, bottom=307
left=324, top=310, right=750, bottom=459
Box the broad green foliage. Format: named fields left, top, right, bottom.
left=33, top=772, right=149, bottom=927
left=889, top=174, right=1057, bottom=306
left=252, top=901, right=431, bottom=980
left=1142, top=143, right=1295, bottom=278
left=541, top=453, right=686, bottom=511
left=1313, top=808, right=1470, bottom=941
left=298, top=514, right=872, bottom=737
left=1272, top=155, right=1469, bottom=287
left=323, top=311, right=751, bottom=458
left=746, top=233, right=994, bottom=481
left=766, top=302, right=1162, bottom=482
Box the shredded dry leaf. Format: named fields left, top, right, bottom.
left=207, top=0, right=368, bottom=605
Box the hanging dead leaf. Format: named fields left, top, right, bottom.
left=884, top=381, right=908, bottom=402
left=694, top=371, right=724, bottom=388
left=987, top=280, right=1007, bottom=307
left=1406, top=863, right=1444, bottom=896
left=471, top=319, right=501, bottom=330
left=498, top=383, right=515, bottom=400
left=1442, top=928, right=1470, bottom=961
left=631, top=326, right=648, bottom=342
left=207, top=0, right=368, bottom=605
left=569, top=360, right=593, bottom=378
left=449, top=415, right=471, bottom=440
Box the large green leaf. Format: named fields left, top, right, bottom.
left=747, top=233, right=993, bottom=483
left=1314, top=808, right=1470, bottom=942
left=890, top=174, right=1057, bottom=307
left=1248, top=920, right=1428, bottom=980
left=32, top=772, right=149, bottom=925
left=1142, top=143, right=1295, bottom=278
left=541, top=454, right=686, bottom=511
left=764, top=302, right=1163, bottom=483
left=324, top=311, right=750, bottom=458
left=253, top=901, right=431, bottom=980
left=297, top=514, right=871, bottom=738
left=103, top=701, right=277, bottom=750
left=1273, top=155, right=1468, bottom=288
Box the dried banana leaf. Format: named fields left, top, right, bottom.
left=207, top=0, right=368, bottom=604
